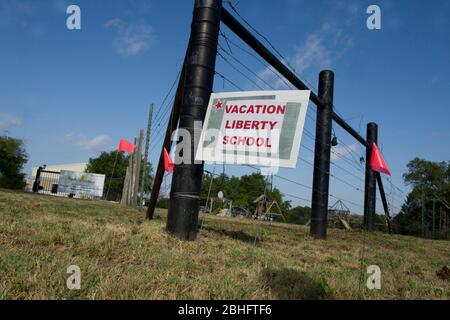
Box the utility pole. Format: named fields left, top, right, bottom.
left=140, top=104, right=153, bottom=207
left=310, top=70, right=334, bottom=240
left=121, top=150, right=133, bottom=205
left=421, top=188, right=426, bottom=237
left=432, top=199, right=436, bottom=239
left=132, top=130, right=144, bottom=207
left=376, top=173, right=392, bottom=233
left=363, top=123, right=378, bottom=230
left=129, top=137, right=137, bottom=204
left=268, top=174, right=273, bottom=192
left=205, top=169, right=215, bottom=213
left=146, top=56, right=187, bottom=220
left=167, top=0, right=222, bottom=240
left=447, top=210, right=449, bottom=240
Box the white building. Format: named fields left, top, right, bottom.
left=26, top=163, right=87, bottom=191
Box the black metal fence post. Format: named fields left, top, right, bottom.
left=32, top=166, right=43, bottom=192
left=310, top=70, right=334, bottom=239
left=364, top=122, right=378, bottom=230
left=167, top=0, right=221, bottom=240
left=376, top=173, right=393, bottom=233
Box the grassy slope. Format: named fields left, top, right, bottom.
left=0, top=189, right=449, bottom=300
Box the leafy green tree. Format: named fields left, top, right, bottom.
left=200, top=172, right=291, bottom=215
left=268, top=187, right=291, bottom=213
left=0, top=136, right=28, bottom=190
left=403, top=158, right=449, bottom=207
left=393, top=158, right=449, bottom=238
left=393, top=194, right=422, bottom=236
left=86, top=151, right=153, bottom=201
left=286, top=206, right=311, bottom=225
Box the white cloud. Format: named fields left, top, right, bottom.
left=0, top=113, right=22, bottom=131
left=258, top=24, right=353, bottom=89
left=105, top=18, right=154, bottom=57
left=64, top=133, right=111, bottom=151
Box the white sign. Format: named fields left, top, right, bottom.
left=58, top=170, right=105, bottom=197
left=195, top=90, right=310, bottom=168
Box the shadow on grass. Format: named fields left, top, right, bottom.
left=200, top=224, right=261, bottom=245
left=261, top=267, right=333, bottom=300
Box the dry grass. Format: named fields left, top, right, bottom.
left=0, top=189, right=449, bottom=300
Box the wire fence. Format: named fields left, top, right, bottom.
left=147, top=1, right=412, bottom=234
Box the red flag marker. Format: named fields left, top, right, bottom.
left=370, top=143, right=391, bottom=176
left=118, top=139, right=135, bottom=155
left=164, top=147, right=174, bottom=174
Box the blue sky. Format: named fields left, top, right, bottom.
left=1, top=0, right=449, bottom=214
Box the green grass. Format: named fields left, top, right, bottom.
left=0, top=189, right=449, bottom=300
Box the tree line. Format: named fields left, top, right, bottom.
left=1, top=134, right=448, bottom=239
left=0, top=136, right=27, bottom=190
left=392, top=158, right=450, bottom=239
left=85, top=151, right=153, bottom=202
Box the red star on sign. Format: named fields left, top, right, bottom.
left=215, top=101, right=223, bottom=110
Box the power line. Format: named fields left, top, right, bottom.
left=337, top=138, right=365, bottom=167
left=282, top=192, right=311, bottom=204
left=273, top=172, right=313, bottom=191
left=152, top=68, right=182, bottom=125
left=300, top=141, right=392, bottom=207
left=219, top=33, right=294, bottom=89
left=149, top=97, right=175, bottom=151
left=225, top=0, right=299, bottom=79
left=330, top=161, right=364, bottom=183
left=219, top=32, right=365, bottom=189
left=310, top=124, right=405, bottom=203
left=146, top=68, right=183, bottom=158
left=148, top=94, right=177, bottom=158
left=218, top=45, right=275, bottom=89
left=215, top=71, right=245, bottom=91
left=217, top=52, right=265, bottom=90
left=223, top=3, right=369, bottom=152
left=214, top=24, right=372, bottom=213
left=302, top=128, right=365, bottom=173
left=246, top=164, right=363, bottom=212
left=298, top=155, right=364, bottom=194
left=152, top=92, right=177, bottom=135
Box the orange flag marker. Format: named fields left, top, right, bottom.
left=370, top=143, right=391, bottom=176
left=118, top=139, right=135, bottom=155
left=164, top=147, right=175, bottom=174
